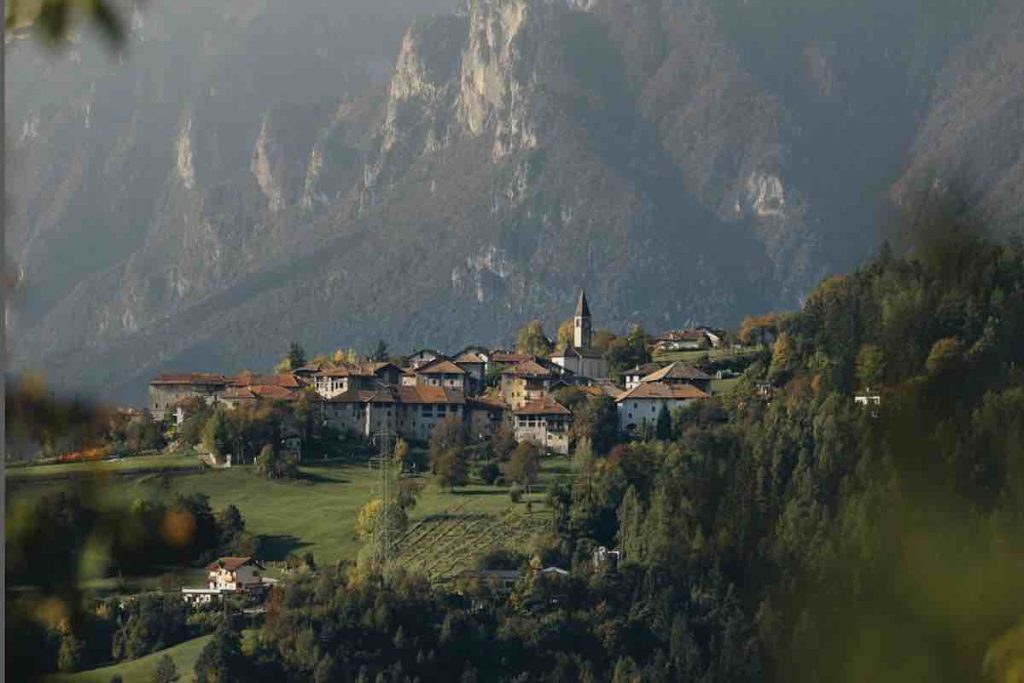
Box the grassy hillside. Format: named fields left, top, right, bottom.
left=7, top=451, right=202, bottom=480
left=10, top=456, right=571, bottom=570
left=51, top=634, right=213, bottom=683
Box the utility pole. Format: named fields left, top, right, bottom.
left=369, top=428, right=397, bottom=571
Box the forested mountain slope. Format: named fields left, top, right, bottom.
left=7, top=0, right=1023, bottom=402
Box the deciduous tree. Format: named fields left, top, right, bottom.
left=516, top=320, right=552, bottom=357
left=506, top=442, right=541, bottom=492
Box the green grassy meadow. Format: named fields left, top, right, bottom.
left=652, top=346, right=762, bottom=363
left=52, top=634, right=213, bottom=683
left=8, top=451, right=202, bottom=481
left=9, top=455, right=574, bottom=572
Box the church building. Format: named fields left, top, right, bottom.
left=551, top=291, right=609, bottom=380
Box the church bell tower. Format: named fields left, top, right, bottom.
left=573, top=290, right=592, bottom=349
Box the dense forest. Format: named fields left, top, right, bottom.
left=9, top=215, right=1024, bottom=681
left=228, top=223, right=1024, bottom=682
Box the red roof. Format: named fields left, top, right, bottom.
left=641, top=362, right=711, bottom=383
left=454, top=350, right=488, bottom=364
left=491, top=352, right=531, bottom=364
left=397, top=386, right=466, bottom=405
left=205, top=556, right=255, bottom=572
left=317, top=363, right=376, bottom=378
left=502, top=360, right=556, bottom=378
left=415, top=359, right=466, bottom=375
left=514, top=397, right=571, bottom=416
left=327, top=388, right=397, bottom=404
left=616, top=381, right=709, bottom=402
left=232, top=372, right=301, bottom=388
left=151, top=373, right=228, bottom=386
left=466, top=396, right=508, bottom=411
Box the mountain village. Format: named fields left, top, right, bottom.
left=148, top=292, right=735, bottom=458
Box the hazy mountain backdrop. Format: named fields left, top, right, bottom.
left=7, top=0, right=1023, bottom=403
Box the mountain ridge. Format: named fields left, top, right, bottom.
left=8, top=0, right=1024, bottom=403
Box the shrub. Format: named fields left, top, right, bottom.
left=479, top=461, right=501, bottom=485
left=509, top=485, right=523, bottom=503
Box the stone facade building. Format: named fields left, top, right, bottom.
left=513, top=397, right=571, bottom=455
left=149, top=373, right=229, bottom=420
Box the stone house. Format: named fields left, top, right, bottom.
left=453, top=349, right=489, bottom=393
left=149, top=373, right=229, bottom=421
left=321, top=385, right=467, bottom=442
left=499, top=359, right=562, bottom=409
left=615, top=381, right=708, bottom=433
left=636, top=361, right=713, bottom=394
left=371, top=362, right=404, bottom=386
left=623, top=362, right=666, bottom=390
left=410, top=358, right=467, bottom=391
left=513, top=397, right=571, bottom=455
left=322, top=388, right=398, bottom=437
left=395, top=386, right=466, bottom=442
left=407, top=349, right=443, bottom=369
left=465, top=396, right=508, bottom=441
left=312, top=364, right=378, bottom=399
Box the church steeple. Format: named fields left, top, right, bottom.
left=573, top=290, right=592, bottom=348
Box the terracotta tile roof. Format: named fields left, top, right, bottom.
left=151, top=373, right=228, bottom=386
left=205, top=556, right=255, bottom=572
left=491, top=351, right=531, bottom=364
left=514, top=397, right=571, bottom=416
left=327, top=388, right=397, bottom=404
left=292, top=363, right=323, bottom=374
left=577, top=382, right=624, bottom=399
left=454, top=351, right=488, bottom=364
left=415, top=359, right=466, bottom=375
left=232, top=372, right=302, bottom=388
left=370, top=362, right=402, bottom=374
left=625, top=362, right=665, bottom=377
left=502, top=359, right=557, bottom=378
left=641, top=362, right=711, bottom=383
left=466, top=396, right=508, bottom=411
left=317, top=363, right=376, bottom=378
left=219, top=386, right=257, bottom=401
left=397, top=386, right=466, bottom=405
left=221, top=384, right=298, bottom=401
left=616, top=381, right=709, bottom=402
left=249, top=385, right=298, bottom=400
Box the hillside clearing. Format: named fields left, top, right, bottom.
left=10, top=456, right=574, bottom=573
left=51, top=634, right=213, bottom=683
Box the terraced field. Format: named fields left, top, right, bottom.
left=395, top=500, right=551, bottom=583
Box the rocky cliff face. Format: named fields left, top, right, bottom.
left=7, top=0, right=1021, bottom=402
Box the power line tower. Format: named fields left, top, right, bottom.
left=369, top=428, right=397, bottom=570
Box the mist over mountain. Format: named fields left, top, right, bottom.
left=7, top=0, right=1021, bottom=403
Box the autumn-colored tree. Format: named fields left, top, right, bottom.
left=738, top=312, right=780, bottom=346
left=856, top=343, right=885, bottom=389
left=516, top=320, right=552, bottom=357
left=434, top=448, right=469, bottom=492
left=489, top=421, right=516, bottom=462
left=505, top=442, right=541, bottom=492
left=555, top=318, right=575, bottom=352
left=429, top=416, right=465, bottom=469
